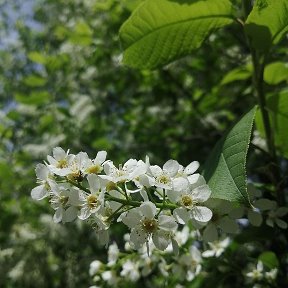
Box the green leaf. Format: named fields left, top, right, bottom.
left=119, top=0, right=234, bottom=69
left=27, top=51, right=47, bottom=64
left=23, top=75, right=47, bottom=87
left=259, top=251, right=279, bottom=269
left=255, top=89, right=288, bottom=158
left=245, top=0, right=288, bottom=53
left=264, top=62, right=288, bottom=85
left=204, top=107, right=257, bottom=205
left=14, top=91, right=52, bottom=105
left=220, top=64, right=252, bottom=85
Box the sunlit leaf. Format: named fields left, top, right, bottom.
left=204, top=106, right=256, bottom=205
left=264, top=62, right=288, bottom=85
left=245, top=0, right=288, bottom=53
left=120, top=0, right=235, bottom=69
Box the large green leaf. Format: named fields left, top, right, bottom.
left=245, top=0, right=288, bottom=53
left=264, top=62, right=288, bottom=85
left=204, top=107, right=256, bottom=205
left=119, top=0, right=235, bottom=69
left=255, top=89, right=288, bottom=158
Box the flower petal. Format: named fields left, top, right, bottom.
left=130, top=227, right=147, bottom=249
left=163, top=160, right=179, bottom=177
left=122, top=209, right=142, bottom=228
left=191, top=185, right=211, bottom=202
left=95, top=151, right=107, bottom=164
left=64, top=206, right=78, bottom=222
left=191, top=206, right=212, bottom=222
left=31, top=185, right=48, bottom=200
left=158, top=215, right=177, bottom=231
left=184, top=161, right=199, bottom=175
left=152, top=230, right=170, bottom=250
left=140, top=201, right=156, bottom=218
left=173, top=207, right=190, bottom=224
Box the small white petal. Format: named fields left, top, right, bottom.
left=184, top=161, right=199, bottom=175
left=78, top=207, right=91, bottom=220
left=149, top=165, right=162, bottom=177
left=158, top=215, right=177, bottom=231
left=166, top=189, right=179, bottom=203
left=191, top=185, right=211, bottom=202
left=191, top=206, right=212, bottom=222
left=130, top=228, right=147, bottom=249
left=95, top=151, right=107, bottom=164
left=87, top=174, right=100, bottom=193
left=35, top=164, right=49, bottom=180
left=172, top=177, right=189, bottom=192
left=31, top=185, right=48, bottom=200
left=122, top=210, right=142, bottom=228
left=140, top=189, right=149, bottom=202
left=140, top=202, right=157, bottom=219
left=53, top=207, right=63, bottom=223
left=163, top=160, right=179, bottom=177
left=173, top=207, right=190, bottom=224
left=53, top=147, right=67, bottom=160
left=64, top=206, right=78, bottom=222
left=152, top=230, right=170, bottom=250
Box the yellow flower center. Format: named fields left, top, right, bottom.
left=87, top=195, right=98, bottom=209
left=181, top=195, right=193, bottom=208
left=141, top=218, right=158, bottom=233
left=57, top=159, right=68, bottom=168
left=60, top=195, right=69, bottom=205
left=157, top=174, right=170, bottom=185
left=86, top=164, right=102, bottom=174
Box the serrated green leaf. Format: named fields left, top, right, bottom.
left=255, top=89, right=288, bottom=158
left=259, top=251, right=279, bottom=269
left=120, top=0, right=235, bottom=69
left=264, top=62, right=288, bottom=85
left=245, top=0, right=288, bottom=53
left=204, top=107, right=257, bottom=205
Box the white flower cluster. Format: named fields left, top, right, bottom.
left=31, top=147, right=213, bottom=251
left=89, top=227, right=205, bottom=287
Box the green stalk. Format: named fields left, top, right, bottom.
left=242, top=0, right=284, bottom=205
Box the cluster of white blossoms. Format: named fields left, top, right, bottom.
left=88, top=227, right=207, bottom=287
left=31, top=147, right=214, bottom=251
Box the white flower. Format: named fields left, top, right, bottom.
left=31, top=164, right=54, bottom=200
left=148, top=160, right=180, bottom=190
left=107, top=242, right=119, bottom=267
left=46, top=147, right=74, bottom=176
left=101, top=270, right=119, bottom=286
left=168, top=176, right=212, bottom=224
left=202, top=237, right=230, bottom=258
left=49, top=183, right=80, bottom=223
left=78, top=174, right=104, bottom=220
left=89, top=260, right=103, bottom=276
left=246, top=261, right=264, bottom=281
left=265, top=268, right=277, bottom=282
left=101, top=159, right=146, bottom=186
left=122, top=201, right=178, bottom=251
left=120, top=259, right=140, bottom=282
left=84, top=150, right=107, bottom=174
left=176, top=161, right=200, bottom=181
left=173, top=245, right=202, bottom=281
